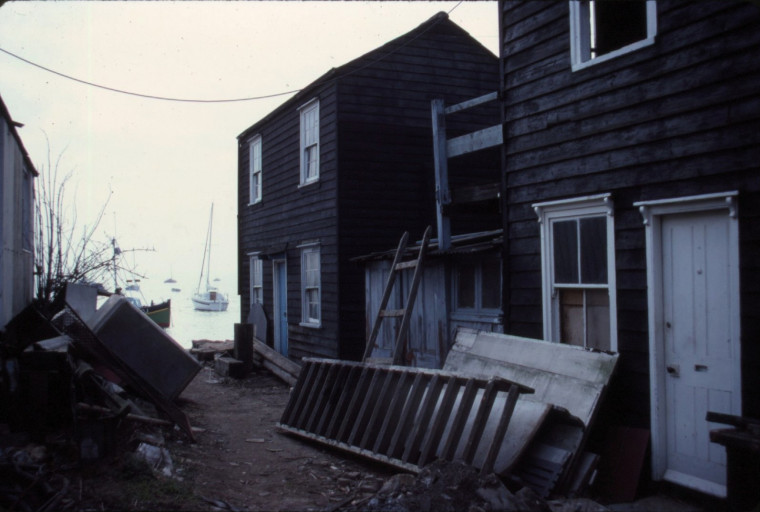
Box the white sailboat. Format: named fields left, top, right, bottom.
left=191, top=204, right=229, bottom=312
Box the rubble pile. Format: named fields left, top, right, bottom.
left=339, top=460, right=551, bottom=512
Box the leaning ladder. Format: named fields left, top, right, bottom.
left=363, top=226, right=432, bottom=365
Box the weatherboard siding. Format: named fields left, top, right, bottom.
left=500, top=0, right=760, bottom=423
left=239, top=14, right=500, bottom=362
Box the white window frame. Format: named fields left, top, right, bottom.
left=248, top=135, right=262, bottom=205
left=533, top=193, right=617, bottom=351
left=299, top=242, right=321, bottom=327
left=570, top=0, right=657, bottom=72
left=249, top=252, right=263, bottom=306
left=451, top=256, right=502, bottom=323
left=299, top=99, right=320, bottom=186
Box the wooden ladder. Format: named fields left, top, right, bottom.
left=363, top=226, right=432, bottom=365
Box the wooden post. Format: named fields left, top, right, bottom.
left=431, top=98, right=451, bottom=250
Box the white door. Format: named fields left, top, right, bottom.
left=658, top=209, right=740, bottom=496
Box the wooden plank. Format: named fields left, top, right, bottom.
left=431, top=98, right=451, bottom=250
left=447, top=125, right=503, bottom=157
left=445, top=328, right=619, bottom=427
left=418, top=378, right=462, bottom=466
left=444, top=91, right=499, bottom=115
left=253, top=338, right=301, bottom=380
left=481, top=385, right=521, bottom=474
left=462, top=379, right=499, bottom=465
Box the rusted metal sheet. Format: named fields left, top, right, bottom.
left=277, top=358, right=534, bottom=475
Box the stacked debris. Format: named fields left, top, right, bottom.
left=0, top=283, right=201, bottom=509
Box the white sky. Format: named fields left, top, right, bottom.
left=0, top=1, right=497, bottom=293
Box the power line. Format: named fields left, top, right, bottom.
left=0, top=1, right=465, bottom=104
left=0, top=47, right=302, bottom=103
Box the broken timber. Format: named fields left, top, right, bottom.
left=253, top=337, right=300, bottom=386
left=277, top=358, right=534, bottom=475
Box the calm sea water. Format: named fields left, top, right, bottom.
left=135, top=279, right=240, bottom=350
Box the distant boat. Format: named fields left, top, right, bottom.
left=111, top=238, right=172, bottom=328
left=171, top=287, right=181, bottom=293
left=191, top=204, right=229, bottom=312
left=164, top=277, right=177, bottom=284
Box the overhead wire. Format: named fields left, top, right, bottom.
left=0, top=1, right=464, bottom=104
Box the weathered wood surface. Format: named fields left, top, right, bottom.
left=253, top=337, right=301, bottom=386
left=444, top=328, right=618, bottom=427
left=277, top=358, right=533, bottom=475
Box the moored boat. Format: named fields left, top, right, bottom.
left=192, top=204, right=229, bottom=312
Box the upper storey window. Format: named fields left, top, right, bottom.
left=570, top=1, right=657, bottom=71
left=299, top=99, right=320, bottom=186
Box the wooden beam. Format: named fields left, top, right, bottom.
left=447, top=125, right=503, bottom=158
left=431, top=98, right=451, bottom=250
left=253, top=337, right=301, bottom=384
left=444, top=91, right=498, bottom=115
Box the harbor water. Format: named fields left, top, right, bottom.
left=133, top=279, right=240, bottom=350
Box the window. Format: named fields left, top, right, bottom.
left=534, top=194, right=617, bottom=351
left=299, top=99, right=319, bottom=185
left=249, top=135, right=262, bottom=204
left=570, top=1, right=657, bottom=71
left=249, top=254, right=263, bottom=305
left=300, top=244, right=320, bottom=326
left=453, top=256, right=501, bottom=314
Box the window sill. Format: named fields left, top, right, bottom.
left=298, top=179, right=320, bottom=189
left=571, top=37, right=655, bottom=72
left=299, top=321, right=321, bottom=329
left=451, top=311, right=502, bottom=324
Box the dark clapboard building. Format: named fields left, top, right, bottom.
left=237, top=13, right=499, bottom=362
left=498, top=0, right=760, bottom=497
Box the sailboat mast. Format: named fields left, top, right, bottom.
left=207, top=204, right=213, bottom=289
left=196, top=204, right=214, bottom=293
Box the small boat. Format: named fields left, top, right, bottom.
left=164, top=277, right=177, bottom=284
left=125, top=295, right=172, bottom=328
left=192, top=204, right=229, bottom=312
left=171, top=287, right=181, bottom=293
left=111, top=238, right=172, bottom=327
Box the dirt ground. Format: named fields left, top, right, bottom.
left=166, top=364, right=395, bottom=512
left=36, top=361, right=709, bottom=512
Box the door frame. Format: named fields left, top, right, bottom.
left=636, top=191, right=741, bottom=496
left=272, top=256, right=288, bottom=357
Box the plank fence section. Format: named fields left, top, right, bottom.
left=277, top=358, right=534, bottom=474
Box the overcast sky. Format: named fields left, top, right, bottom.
left=0, top=1, right=497, bottom=294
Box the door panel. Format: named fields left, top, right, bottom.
left=273, top=259, right=288, bottom=357
left=660, top=211, right=737, bottom=492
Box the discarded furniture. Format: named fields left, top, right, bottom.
left=277, top=358, right=533, bottom=475
left=363, top=227, right=431, bottom=365
left=87, top=295, right=200, bottom=401
left=708, top=411, right=760, bottom=511
left=56, top=300, right=197, bottom=441
left=443, top=328, right=619, bottom=497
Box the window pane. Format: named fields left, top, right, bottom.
left=586, top=289, right=610, bottom=351
left=304, top=145, right=318, bottom=179
left=457, top=264, right=476, bottom=309
left=481, top=259, right=501, bottom=309
left=593, top=1, right=648, bottom=56
left=559, top=289, right=584, bottom=347
left=553, top=220, right=579, bottom=284
left=580, top=216, right=607, bottom=284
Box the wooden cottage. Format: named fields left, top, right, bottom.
left=498, top=0, right=760, bottom=498
left=0, top=93, right=37, bottom=329
left=236, top=13, right=499, bottom=362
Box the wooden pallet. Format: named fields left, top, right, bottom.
left=277, top=358, right=533, bottom=474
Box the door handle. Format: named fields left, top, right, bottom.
left=666, top=365, right=680, bottom=377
